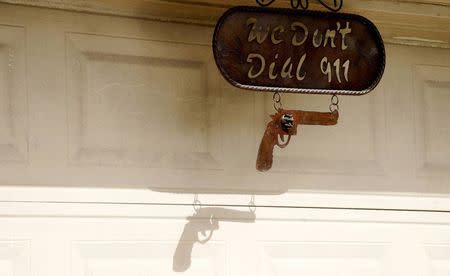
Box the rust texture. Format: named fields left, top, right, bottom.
left=256, top=109, right=339, bottom=172
left=213, top=6, right=385, bottom=95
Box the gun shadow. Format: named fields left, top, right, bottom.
left=173, top=207, right=256, bottom=272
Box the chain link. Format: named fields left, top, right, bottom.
left=249, top=195, right=256, bottom=213
left=273, top=92, right=283, bottom=111
left=193, top=194, right=201, bottom=213
left=255, top=0, right=276, bottom=6
left=255, top=0, right=343, bottom=12
left=329, top=94, right=339, bottom=112
left=290, top=0, right=308, bottom=9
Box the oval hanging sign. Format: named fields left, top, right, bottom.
left=213, top=6, right=385, bottom=95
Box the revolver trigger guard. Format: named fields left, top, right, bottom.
left=277, top=134, right=291, bottom=148
left=197, top=214, right=217, bottom=244
left=197, top=229, right=214, bottom=244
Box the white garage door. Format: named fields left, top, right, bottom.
left=0, top=1, right=449, bottom=275
left=2, top=189, right=450, bottom=276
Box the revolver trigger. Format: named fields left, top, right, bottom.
left=277, top=134, right=291, bottom=148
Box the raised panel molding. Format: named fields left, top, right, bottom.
left=0, top=241, right=30, bottom=276
left=413, top=65, right=450, bottom=176
left=0, top=25, right=27, bottom=163
left=71, top=241, right=226, bottom=276
left=426, top=245, right=450, bottom=276
left=66, top=32, right=224, bottom=169
left=266, top=85, right=386, bottom=176
left=257, top=242, right=388, bottom=276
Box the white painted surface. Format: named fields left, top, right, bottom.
left=0, top=2, right=448, bottom=275
left=2, top=200, right=450, bottom=276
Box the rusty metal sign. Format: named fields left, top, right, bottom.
left=213, top=6, right=385, bottom=95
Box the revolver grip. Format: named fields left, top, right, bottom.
left=256, top=123, right=278, bottom=172
left=173, top=223, right=195, bottom=272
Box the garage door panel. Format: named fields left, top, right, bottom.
left=266, top=83, right=387, bottom=176
left=0, top=241, right=30, bottom=276
left=0, top=24, right=27, bottom=163
left=426, top=245, right=450, bottom=276
left=414, top=65, right=450, bottom=176
left=256, top=242, right=388, bottom=276
left=66, top=32, right=221, bottom=169
left=71, top=241, right=226, bottom=276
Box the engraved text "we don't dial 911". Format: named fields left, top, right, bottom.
left=245, top=18, right=352, bottom=83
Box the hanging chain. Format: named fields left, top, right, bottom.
left=329, top=94, right=339, bottom=112
left=273, top=92, right=283, bottom=111
left=249, top=194, right=256, bottom=213
left=193, top=193, right=202, bottom=213
left=256, top=0, right=343, bottom=12
left=290, top=0, right=309, bottom=9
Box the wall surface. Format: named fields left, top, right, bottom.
left=0, top=2, right=447, bottom=194
left=0, top=1, right=449, bottom=275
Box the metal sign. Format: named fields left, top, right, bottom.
left=213, top=6, right=385, bottom=95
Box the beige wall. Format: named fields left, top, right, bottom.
left=0, top=2, right=447, bottom=194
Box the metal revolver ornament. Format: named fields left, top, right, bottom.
left=256, top=108, right=339, bottom=171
